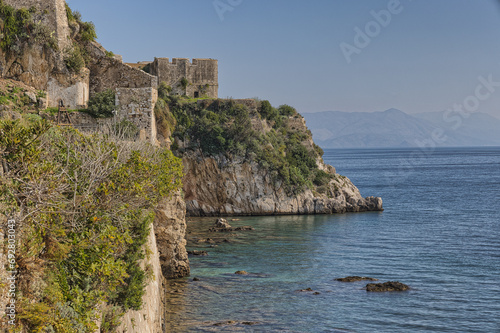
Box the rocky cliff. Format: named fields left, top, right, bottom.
left=113, top=193, right=189, bottom=333
left=183, top=152, right=382, bottom=216
left=167, top=99, right=383, bottom=216
left=154, top=193, right=190, bottom=279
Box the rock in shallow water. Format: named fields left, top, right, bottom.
left=365, top=281, right=410, bottom=292
left=336, top=276, right=379, bottom=282
left=215, top=218, right=232, bottom=228
left=235, top=270, right=249, bottom=275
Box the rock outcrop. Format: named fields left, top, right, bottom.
left=365, top=281, right=410, bottom=292
left=154, top=192, right=190, bottom=279
left=183, top=152, right=383, bottom=216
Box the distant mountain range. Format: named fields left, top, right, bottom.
left=302, top=109, right=500, bottom=148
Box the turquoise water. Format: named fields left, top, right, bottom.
left=166, top=147, right=500, bottom=332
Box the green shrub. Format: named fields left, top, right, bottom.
left=86, top=89, right=116, bottom=118
left=0, top=2, right=57, bottom=51
left=180, top=77, right=189, bottom=92
left=313, top=170, right=333, bottom=186
left=112, top=119, right=138, bottom=139
left=0, top=119, right=183, bottom=332
left=155, top=99, right=176, bottom=139
left=79, top=21, right=97, bottom=42
left=278, top=104, right=297, bottom=116
left=65, top=45, right=86, bottom=73
left=164, top=97, right=324, bottom=194
left=158, top=81, right=172, bottom=99
left=259, top=100, right=279, bottom=121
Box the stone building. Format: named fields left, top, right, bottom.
left=1, top=0, right=219, bottom=144
left=150, top=58, right=218, bottom=98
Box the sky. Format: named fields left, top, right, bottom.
left=65, top=0, right=500, bottom=118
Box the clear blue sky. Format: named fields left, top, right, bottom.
left=66, top=0, right=500, bottom=118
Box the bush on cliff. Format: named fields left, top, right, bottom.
left=0, top=1, right=57, bottom=51
left=163, top=97, right=324, bottom=194
left=85, top=89, right=116, bottom=118
left=0, top=119, right=183, bottom=332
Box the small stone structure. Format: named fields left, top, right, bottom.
left=115, top=87, right=158, bottom=143
left=150, top=58, right=218, bottom=98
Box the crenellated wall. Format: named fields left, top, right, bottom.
left=150, top=58, right=218, bottom=98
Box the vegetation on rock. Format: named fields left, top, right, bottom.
left=64, top=3, right=97, bottom=73
left=160, top=96, right=331, bottom=194
left=0, top=118, right=183, bottom=331
left=0, top=1, right=57, bottom=52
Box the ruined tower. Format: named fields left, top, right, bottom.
left=150, top=58, right=218, bottom=98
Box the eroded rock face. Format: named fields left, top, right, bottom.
left=116, top=227, right=165, bottom=333
left=182, top=152, right=383, bottom=216
left=154, top=192, right=190, bottom=279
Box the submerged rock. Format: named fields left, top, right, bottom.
left=365, top=281, right=410, bottom=292
left=336, top=276, right=379, bottom=282
left=208, top=225, right=254, bottom=232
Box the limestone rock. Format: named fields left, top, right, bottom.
left=215, top=218, right=231, bottom=228
left=115, top=226, right=165, bottom=333
left=154, top=192, right=190, bottom=279
left=25, top=91, right=37, bottom=104
left=182, top=151, right=383, bottom=216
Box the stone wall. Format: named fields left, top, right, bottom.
left=88, top=43, right=158, bottom=95
left=47, top=70, right=90, bottom=109
left=3, top=0, right=71, bottom=51
left=116, top=87, right=158, bottom=144
left=150, top=58, right=218, bottom=98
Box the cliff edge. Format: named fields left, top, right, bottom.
left=161, top=98, right=382, bottom=216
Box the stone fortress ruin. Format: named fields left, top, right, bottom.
left=1, top=0, right=218, bottom=144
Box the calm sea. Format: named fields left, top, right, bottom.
left=165, top=147, right=500, bottom=332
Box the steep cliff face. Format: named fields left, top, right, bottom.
left=115, top=194, right=190, bottom=332
left=172, top=99, right=383, bottom=216
left=183, top=152, right=382, bottom=216
left=154, top=192, right=190, bottom=279
left=115, top=227, right=165, bottom=333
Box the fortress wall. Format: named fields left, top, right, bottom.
left=89, top=57, right=157, bottom=96
left=151, top=58, right=218, bottom=98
